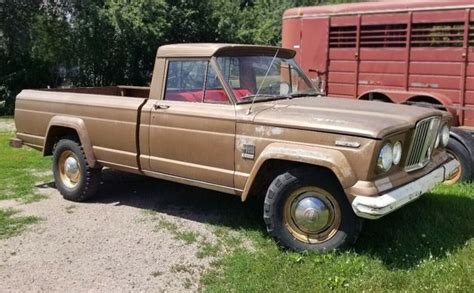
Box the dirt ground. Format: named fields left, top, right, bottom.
left=0, top=170, right=253, bottom=292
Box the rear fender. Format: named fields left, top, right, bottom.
left=44, top=116, right=97, bottom=168
left=241, top=143, right=357, bottom=201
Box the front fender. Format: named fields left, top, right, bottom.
left=241, top=143, right=357, bottom=201
left=44, top=116, right=97, bottom=168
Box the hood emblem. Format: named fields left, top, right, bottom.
left=335, top=140, right=361, bottom=148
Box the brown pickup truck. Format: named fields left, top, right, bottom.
left=12, top=43, right=459, bottom=252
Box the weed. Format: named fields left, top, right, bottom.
left=0, top=209, right=39, bottom=239
left=175, top=231, right=198, bottom=244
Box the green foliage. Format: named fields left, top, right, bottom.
left=0, top=0, right=361, bottom=115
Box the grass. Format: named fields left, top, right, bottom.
left=0, top=132, right=51, bottom=202
left=0, top=209, right=39, bottom=239
left=175, top=230, right=199, bottom=244
left=202, top=184, right=474, bottom=292
left=0, top=123, right=50, bottom=238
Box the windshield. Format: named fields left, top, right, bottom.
left=216, top=55, right=317, bottom=103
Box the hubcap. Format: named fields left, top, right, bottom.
left=291, top=195, right=330, bottom=233
left=58, top=151, right=81, bottom=188
left=284, top=187, right=341, bottom=244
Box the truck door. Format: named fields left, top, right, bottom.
left=146, top=59, right=236, bottom=188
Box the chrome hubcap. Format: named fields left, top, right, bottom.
left=64, top=156, right=80, bottom=181
left=291, top=193, right=331, bottom=233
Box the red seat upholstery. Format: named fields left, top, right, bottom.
left=165, top=89, right=251, bottom=103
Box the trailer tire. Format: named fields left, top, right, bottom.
left=445, top=139, right=472, bottom=184
left=53, top=137, right=101, bottom=201
left=263, top=167, right=362, bottom=252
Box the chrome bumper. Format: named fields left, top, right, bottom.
left=352, top=159, right=460, bottom=219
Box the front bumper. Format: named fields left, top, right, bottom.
left=352, top=159, right=460, bottom=219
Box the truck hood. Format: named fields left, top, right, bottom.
left=250, top=97, right=441, bottom=138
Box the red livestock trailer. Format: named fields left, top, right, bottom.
left=283, top=0, right=474, bottom=182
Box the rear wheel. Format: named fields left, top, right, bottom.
left=53, top=138, right=101, bottom=201
left=263, top=168, right=362, bottom=252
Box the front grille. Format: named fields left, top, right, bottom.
left=405, top=117, right=440, bottom=172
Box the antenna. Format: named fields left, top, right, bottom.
left=248, top=49, right=280, bottom=115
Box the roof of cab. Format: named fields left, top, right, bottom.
left=156, top=43, right=296, bottom=58
left=283, top=0, right=474, bottom=19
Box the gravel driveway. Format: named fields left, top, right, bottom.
left=0, top=170, right=255, bottom=292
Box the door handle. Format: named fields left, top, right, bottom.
left=153, top=104, right=170, bottom=110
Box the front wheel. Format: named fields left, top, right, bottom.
left=263, top=168, right=362, bottom=252
left=53, top=137, right=101, bottom=201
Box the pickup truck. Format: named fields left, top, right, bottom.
left=12, top=43, right=459, bottom=252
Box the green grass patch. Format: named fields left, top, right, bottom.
left=175, top=230, right=199, bottom=244
left=203, top=184, right=474, bottom=292
left=0, top=132, right=52, bottom=202
left=197, top=241, right=221, bottom=259
left=0, top=209, right=39, bottom=239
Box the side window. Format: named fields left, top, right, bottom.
left=165, top=60, right=207, bottom=102
left=217, top=57, right=240, bottom=88
left=204, top=64, right=230, bottom=104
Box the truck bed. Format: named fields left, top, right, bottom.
left=14, top=87, right=149, bottom=173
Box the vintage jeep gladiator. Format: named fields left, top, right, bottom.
left=12, top=44, right=459, bottom=251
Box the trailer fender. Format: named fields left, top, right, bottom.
left=241, top=143, right=357, bottom=201
left=358, top=89, right=454, bottom=108
left=43, top=116, right=97, bottom=168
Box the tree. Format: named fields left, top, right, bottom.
left=0, top=0, right=362, bottom=115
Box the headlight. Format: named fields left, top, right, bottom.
left=440, top=124, right=450, bottom=147
left=377, top=143, right=393, bottom=172
left=393, top=141, right=402, bottom=165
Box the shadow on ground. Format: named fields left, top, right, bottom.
left=39, top=169, right=474, bottom=270
left=91, top=169, right=263, bottom=231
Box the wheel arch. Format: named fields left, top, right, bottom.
left=241, top=143, right=357, bottom=202
left=358, top=91, right=394, bottom=102
left=43, top=116, right=97, bottom=168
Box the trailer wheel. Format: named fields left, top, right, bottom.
left=263, top=167, right=362, bottom=252
left=445, top=139, right=472, bottom=184
left=53, top=137, right=101, bottom=201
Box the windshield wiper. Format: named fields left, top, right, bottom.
left=239, top=94, right=289, bottom=104
left=289, top=92, right=319, bottom=98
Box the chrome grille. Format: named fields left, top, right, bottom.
left=405, top=117, right=440, bottom=172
